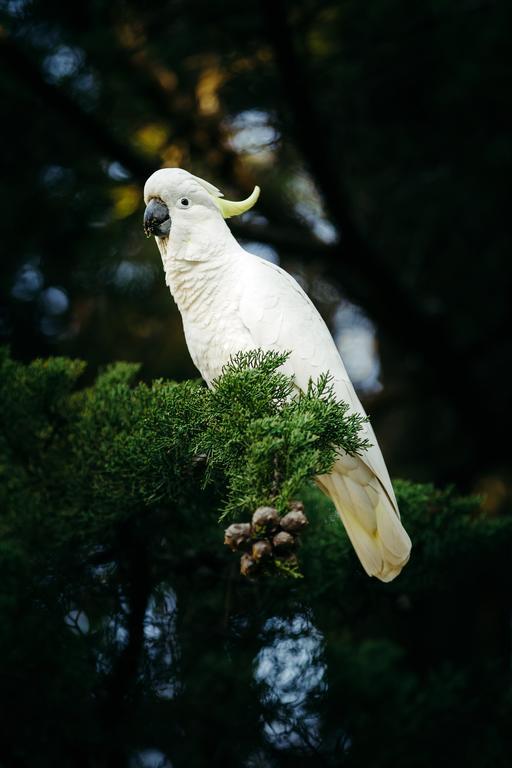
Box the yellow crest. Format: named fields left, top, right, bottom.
left=190, top=173, right=260, bottom=218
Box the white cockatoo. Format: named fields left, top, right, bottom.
left=143, top=168, right=411, bottom=581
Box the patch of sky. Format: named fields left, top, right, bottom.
left=289, top=172, right=337, bottom=244
left=239, top=210, right=269, bottom=227
left=254, top=612, right=326, bottom=751
left=129, top=749, right=172, bottom=768
left=71, top=71, right=100, bottom=105
left=64, top=608, right=90, bottom=636
left=39, top=165, right=75, bottom=193
left=37, top=286, right=69, bottom=338
left=144, top=589, right=179, bottom=701
left=226, top=110, right=280, bottom=155
left=106, top=161, right=132, bottom=181
left=110, top=261, right=157, bottom=293
left=3, top=0, right=31, bottom=17
left=39, top=286, right=69, bottom=316
left=11, top=262, right=44, bottom=301
left=43, top=45, right=84, bottom=83
left=334, top=301, right=382, bottom=394
left=242, top=241, right=279, bottom=264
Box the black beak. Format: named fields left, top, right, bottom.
left=144, top=198, right=171, bottom=238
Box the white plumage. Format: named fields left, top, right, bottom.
left=144, top=168, right=411, bottom=581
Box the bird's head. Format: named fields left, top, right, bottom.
left=143, top=167, right=260, bottom=240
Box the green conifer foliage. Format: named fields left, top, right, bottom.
left=1, top=348, right=512, bottom=768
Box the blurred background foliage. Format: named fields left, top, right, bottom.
left=0, top=0, right=512, bottom=765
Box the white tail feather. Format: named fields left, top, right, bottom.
left=317, top=457, right=411, bottom=582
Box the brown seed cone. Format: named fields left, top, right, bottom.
left=252, top=506, right=279, bottom=534
left=272, top=531, right=296, bottom=551
left=240, top=553, right=258, bottom=577
left=224, top=523, right=252, bottom=551
left=252, top=539, right=273, bottom=561
left=279, top=510, right=309, bottom=533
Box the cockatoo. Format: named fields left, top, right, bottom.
left=143, top=168, right=411, bottom=581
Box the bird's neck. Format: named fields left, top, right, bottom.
left=156, top=222, right=242, bottom=314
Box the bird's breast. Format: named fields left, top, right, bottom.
left=182, top=298, right=252, bottom=384
left=164, top=259, right=252, bottom=384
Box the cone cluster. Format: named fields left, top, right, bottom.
left=223, top=501, right=308, bottom=578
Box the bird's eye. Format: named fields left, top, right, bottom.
left=177, top=197, right=190, bottom=209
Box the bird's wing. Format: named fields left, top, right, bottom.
left=238, top=254, right=396, bottom=508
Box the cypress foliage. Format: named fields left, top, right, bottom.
left=1, top=348, right=511, bottom=768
